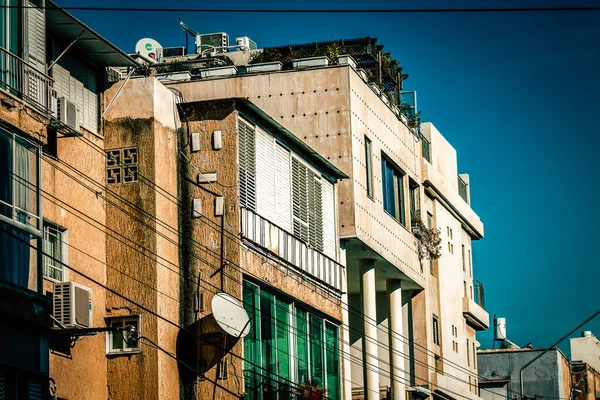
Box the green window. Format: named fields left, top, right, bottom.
left=242, top=281, right=341, bottom=400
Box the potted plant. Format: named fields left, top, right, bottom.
left=337, top=54, right=357, bottom=69
left=292, top=56, right=330, bottom=69
left=297, top=380, right=328, bottom=400
left=245, top=61, right=283, bottom=73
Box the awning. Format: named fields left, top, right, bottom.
left=46, top=1, right=137, bottom=68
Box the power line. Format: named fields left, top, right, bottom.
left=41, top=134, right=495, bottom=386
left=6, top=5, right=600, bottom=13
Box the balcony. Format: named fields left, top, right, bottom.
left=0, top=46, right=53, bottom=113
left=240, top=207, right=344, bottom=292
left=462, top=281, right=489, bottom=331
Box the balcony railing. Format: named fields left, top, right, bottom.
left=421, top=135, right=431, bottom=162
left=0, top=46, right=53, bottom=113
left=241, top=207, right=344, bottom=292
left=474, top=280, right=485, bottom=308
left=457, top=175, right=468, bottom=204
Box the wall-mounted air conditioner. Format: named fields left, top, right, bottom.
left=196, top=32, right=229, bottom=54
left=53, top=281, right=92, bottom=328
left=57, top=97, right=80, bottom=131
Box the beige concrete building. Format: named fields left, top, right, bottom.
left=167, top=38, right=489, bottom=400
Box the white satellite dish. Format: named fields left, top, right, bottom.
left=211, top=292, right=251, bottom=338
left=135, top=38, right=162, bottom=61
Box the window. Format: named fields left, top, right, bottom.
left=409, top=179, right=420, bottom=224
left=43, top=223, right=67, bottom=281
left=469, top=249, right=472, bottom=277
left=381, top=156, right=406, bottom=225
left=473, top=342, right=477, bottom=369
left=0, top=128, right=41, bottom=289
left=106, top=316, right=140, bottom=354
left=432, top=315, right=440, bottom=345
left=365, top=136, right=373, bottom=199
left=238, top=119, right=257, bottom=211
left=243, top=281, right=341, bottom=400
left=467, top=338, right=470, bottom=366
left=464, top=281, right=468, bottom=298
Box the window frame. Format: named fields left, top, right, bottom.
left=381, top=155, right=406, bottom=226
left=364, top=135, right=374, bottom=200
left=105, top=315, right=141, bottom=355
left=242, top=280, right=341, bottom=399
left=432, top=315, right=440, bottom=346
left=0, top=127, right=42, bottom=236
left=42, top=221, right=68, bottom=282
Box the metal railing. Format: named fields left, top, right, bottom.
left=421, top=135, right=431, bottom=162
left=474, top=280, right=485, bottom=308
left=241, top=207, right=344, bottom=292
left=457, top=175, right=469, bottom=204
left=0, top=46, right=53, bottom=113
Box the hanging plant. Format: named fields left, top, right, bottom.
left=412, top=212, right=442, bottom=260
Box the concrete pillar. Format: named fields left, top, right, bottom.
left=387, top=279, right=405, bottom=400
left=359, top=259, right=379, bottom=400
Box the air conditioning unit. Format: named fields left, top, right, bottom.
left=158, top=46, right=186, bottom=59
left=57, top=97, right=80, bottom=131
left=53, top=281, right=92, bottom=328
left=196, top=32, right=229, bottom=54
left=236, top=36, right=257, bottom=51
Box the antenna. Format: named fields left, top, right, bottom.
left=211, top=292, right=250, bottom=338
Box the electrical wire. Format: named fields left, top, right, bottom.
left=38, top=136, right=500, bottom=388
left=29, top=159, right=520, bottom=400
left=5, top=5, right=600, bottom=13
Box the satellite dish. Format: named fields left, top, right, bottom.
left=135, top=38, right=162, bottom=61
left=211, top=292, right=251, bottom=338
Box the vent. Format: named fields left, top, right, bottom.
left=53, top=281, right=92, bottom=328
left=57, top=97, right=79, bottom=130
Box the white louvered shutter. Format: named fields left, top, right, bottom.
left=308, top=172, right=323, bottom=251
left=275, top=144, right=292, bottom=231
left=292, top=158, right=309, bottom=242
left=255, top=129, right=276, bottom=222
left=321, top=180, right=336, bottom=259
left=27, top=2, right=46, bottom=107
left=238, top=119, right=256, bottom=211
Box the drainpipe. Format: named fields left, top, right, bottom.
left=519, top=310, right=600, bottom=399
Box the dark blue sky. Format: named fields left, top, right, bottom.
left=62, top=0, right=600, bottom=353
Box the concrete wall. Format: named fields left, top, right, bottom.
left=102, top=78, right=181, bottom=399
left=478, top=349, right=568, bottom=400
left=571, top=334, right=600, bottom=372
left=44, top=125, right=109, bottom=399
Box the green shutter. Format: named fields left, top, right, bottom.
left=296, top=310, right=309, bottom=384
left=325, top=322, right=341, bottom=400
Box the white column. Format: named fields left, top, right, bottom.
left=360, top=259, right=379, bottom=400
left=387, top=279, right=405, bottom=400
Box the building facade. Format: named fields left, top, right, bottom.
left=2, top=7, right=490, bottom=400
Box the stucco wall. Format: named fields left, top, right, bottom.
left=44, top=126, right=109, bottom=399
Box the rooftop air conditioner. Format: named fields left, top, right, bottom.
left=158, top=46, right=187, bottom=59
left=57, top=97, right=80, bottom=131
left=53, top=281, right=92, bottom=328
left=236, top=36, right=257, bottom=51
left=196, top=32, right=229, bottom=54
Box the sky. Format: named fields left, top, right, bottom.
left=59, top=0, right=600, bottom=354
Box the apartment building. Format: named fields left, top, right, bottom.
left=168, top=37, right=489, bottom=400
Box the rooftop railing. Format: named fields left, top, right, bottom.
left=0, top=46, right=53, bottom=113
left=458, top=174, right=469, bottom=204
left=474, top=280, right=485, bottom=309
